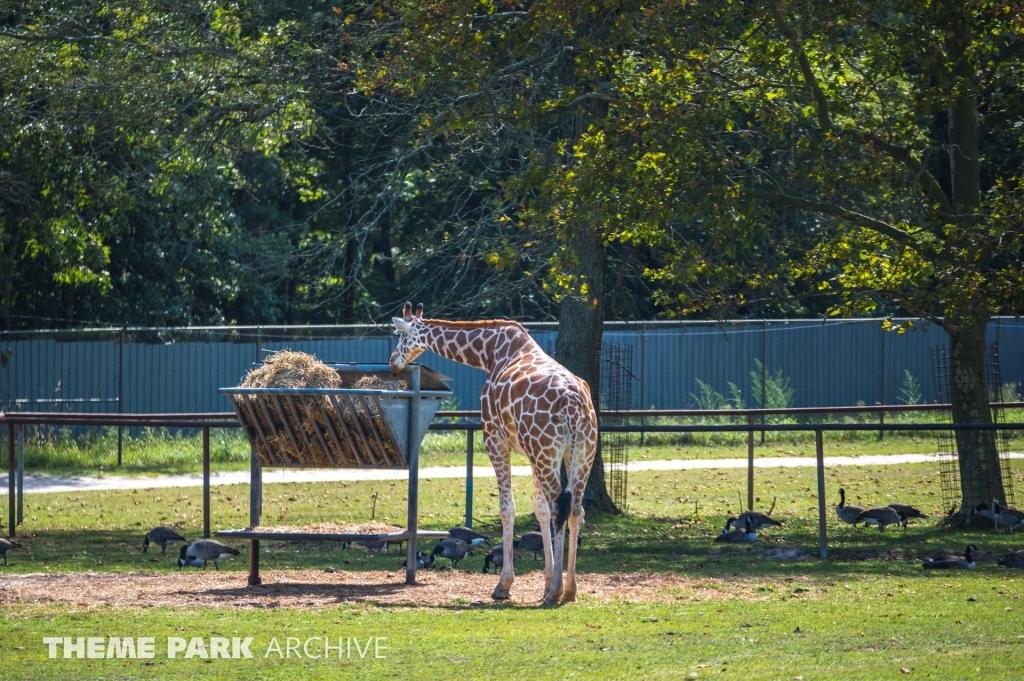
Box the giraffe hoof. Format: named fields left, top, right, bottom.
left=561, top=590, right=577, bottom=604
left=491, top=587, right=511, bottom=600
left=542, top=596, right=561, bottom=606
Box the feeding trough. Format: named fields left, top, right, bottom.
left=217, top=363, right=453, bottom=585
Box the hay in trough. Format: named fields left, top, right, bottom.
left=353, top=375, right=408, bottom=391
left=242, top=350, right=342, bottom=390
left=240, top=351, right=341, bottom=466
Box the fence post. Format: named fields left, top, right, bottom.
left=746, top=414, right=755, bottom=511
left=639, top=323, right=646, bottom=447
left=760, top=320, right=767, bottom=443
left=249, top=446, right=262, bottom=528
left=406, top=364, right=422, bottom=585
left=7, top=422, right=14, bottom=538
left=118, top=325, right=125, bottom=466
left=465, top=428, right=474, bottom=528
left=16, top=424, right=23, bottom=525
left=879, top=324, right=886, bottom=440
left=816, top=428, right=827, bottom=559
left=203, top=426, right=210, bottom=539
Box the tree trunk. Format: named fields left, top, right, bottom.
left=946, top=317, right=1005, bottom=522
left=555, top=224, right=618, bottom=514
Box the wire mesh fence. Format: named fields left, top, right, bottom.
left=932, top=342, right=1016, bottom=512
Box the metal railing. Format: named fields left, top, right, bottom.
left=4, top=404, right=1024, bottom=561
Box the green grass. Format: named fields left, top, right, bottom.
left=11, top=421, right=1021, bottom=478
left=4, top=461, right=1024, bottom=679
left=4, top=590, right=1024, bottom=680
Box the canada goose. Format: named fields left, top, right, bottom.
left=855, top=507, right=905, bottom=531
left=184, top=539, right=240, bottom=570
left=971, top=501, right=1024, bottom=531
left=835, top=488, right=865, bottom=526
left=401, top=551, right=430, bottom=569
left=729, top=511, right=783, bottom=531
left=177, top=544, right=206, bottom=569
left=430, top=538, right=472, bottom=568
left=997, top=550, right=1024, bottom=569
left=357, top=540, right=390, bottom=552
left=482, top=544, right=515, bottom=574
left=992, top=500, right=1024, bottom=532
left=448, top=526, right=488, bottom=546
left=886, top=504, right=928, bottom=529
left=923, top=544, right=978, bottom=570
left=714, top=516, right=757, bottom=543
left=0, top=538, right=22, bottom=566
left=143, top=526, right=186, bottom=553
left=513, top=531, right=544, bottom=559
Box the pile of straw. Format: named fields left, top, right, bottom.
left=241, top=351, right=340, bottom=466
left=236, top=352, right=408, bottom=467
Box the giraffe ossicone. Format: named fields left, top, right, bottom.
left=390, top=302, right=597, bottom=604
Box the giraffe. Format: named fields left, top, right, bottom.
left=390, top=302, right=597, bottom=605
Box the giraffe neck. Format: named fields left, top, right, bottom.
left=421, top=321, right=532, bottom=374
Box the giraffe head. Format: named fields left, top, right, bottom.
left=390, top=301, right=427, bottom=373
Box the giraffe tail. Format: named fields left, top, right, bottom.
left=554, top=488, right=573, bottom=534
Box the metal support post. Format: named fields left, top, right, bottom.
left=203, top=426, right=211, bottom=539
left=746, top=414, right=755, bottom=511
left=465, top=428, right=474, bottom=528
left=17, top=425, right=24, bottom=525
left=879, top=325, right=886, bottom=440
left=8, top=423, right=15, bottom=538
left=406, top=365, right=422, bottom=585
left=118, top=325, right=125, bottom=466
left=816, top=429, right=827, bottom=559
left=249, top=446, right=262, bottom=528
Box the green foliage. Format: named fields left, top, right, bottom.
left=751, top=360, right=794, bottom=410
left=899, top=370, right=923, bottom=406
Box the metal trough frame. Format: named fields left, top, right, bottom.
left=217, top=363, right=451, bottom=585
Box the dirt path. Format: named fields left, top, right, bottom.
left=0, top=568, right=783, bottom=609
left=7, top=452, right=1020, bottom=496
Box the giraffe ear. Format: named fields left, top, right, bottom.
left=392, top=317, right=413, bottom=333
left=402, top=302, right=413, bottom=320
left=415, top=303, right=423, bottom=318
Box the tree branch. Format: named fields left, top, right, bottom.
left=993, top=36, right=1024, bottom=64
left=769, top=4, right=956, bottom=218
left=744, top=187, right=922, bottom=247
left=981, top=107, right=1024, bottom=128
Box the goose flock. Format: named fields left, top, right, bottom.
left=835, top=487, right=929, bottom=530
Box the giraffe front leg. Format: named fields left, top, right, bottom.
left=485, top=436, right=516, bottom=601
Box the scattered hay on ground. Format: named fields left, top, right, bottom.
left=251, top=522, right=404, bottom=535
left=0, top=570, right=789, bottom=609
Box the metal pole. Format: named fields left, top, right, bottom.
left=8, top=423, right=14, bottom=538
left=118, top=325, right=124, bottom=466
left=249, top=446, right=262, bottom=528
left=746, top=414, right=755, bottom=510
left=879, top=324, right=886, bottom=440
left=639, top=323, right=646, bottom=447
left=760, top=320, right=767, bottom=444
left=816, top=428, right=827, bottom=559
left=203, top=426, right=210, bottom=539
left=248, top=539, right=261, bottom=586
left=16, top=424, right=24, bottom=525
left=406, top=365, right=422, bottom=585
left=465, top=428, right=474, bottom=528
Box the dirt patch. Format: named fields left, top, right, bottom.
left=0, top=570, right=782, bottom=609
